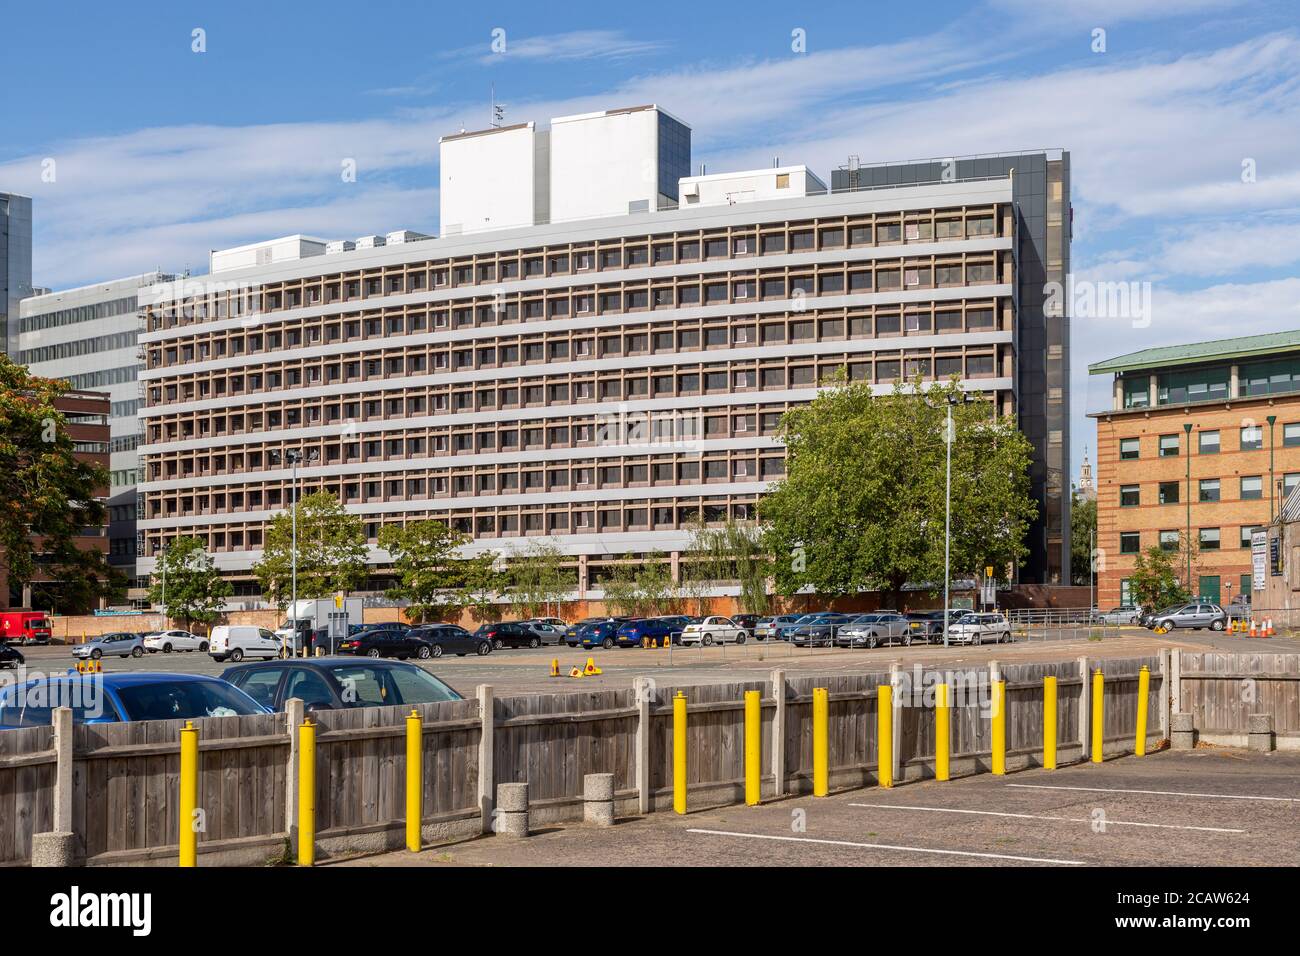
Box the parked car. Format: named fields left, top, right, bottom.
left=209, top=625, right=284, bottom=663
left=221, top=657, right=463, bottom=712
left=680, top=616, right=750, bottom=646
left=577, top=619, right=631, bottom=650
left=474, top=621, right=558, bottom=649
left=836, top=612, right=915, bottom=648
left=336, top=627, right=454, bottom=659
left=71, top=632, right=145, bottom=660
left=564, top=617, right=624, bottom=647
left=0, top=611, right=53, bottom=645
left=731, top=614, right=762, bottom=633
left=1097, top=606, right=1141, bottom=626
left=525, top=617, right=568, bottom=630
left=0, top=673, right=268, bottom=728
left=948, top=613, right=1012, bottom=645
left=615, top=618, right=678, bottom=647
left=406, top=624, right=492, bottom=658
left=754, top=615, right=802, bottom=641
left=1143, top=603, right=1227, bottom=631
left=143, top=629, right=207, bottom=653
left=0, top=643, right=24, bottom=670
left=905, top=609, right=972, bottom=643
left=790, top=612, right=856, bottom=647
left=775, top=614, right=821, bottom=641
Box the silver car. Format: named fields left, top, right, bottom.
left=948, top=613, right=1012, bottom=645
left=835, top=613, right=913, bottom=648
left=1145, top=603, right=1227, bottom=631
left=71, top=632, right=146, bottom=660
left=1097, top=606, right=1140, bottom=626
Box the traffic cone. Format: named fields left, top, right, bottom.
left=550, top=658, right=560, bottom=678
left=584, top=657, right=602, bottom=676
left=568, top=666, right=584, bottom=678
left=1249, top=620, right=1257, bottom=638
left=1265, top=619, right=1274, bottom=638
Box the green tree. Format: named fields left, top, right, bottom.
left=377, top=520, right=469, bottom=623
left=1070, top=491, right=1097, bottom=587
left=760, top=374, right=1037, bottom=608
left=600, top=558, right=645, bottom=617
left=147, top=536, right=232, bottom=629
left=1128, top=543, right=1192, bottom=612
left=459, top=552, right=506, bottom=624
left=253, top=492, right=367, bottom=610
left=506, top=540, right=574, bottom=618
left=684, top=520, right=772, bottom=615
left=0, top=356, right=120, bottom=612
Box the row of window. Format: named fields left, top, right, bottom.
left=1118, top=526, right=1264, bottom=554
left=1118, top=575, right=1251, bottom=606
left=1122, top=358, right=1300, bottom=408
left=20, top=295, right=140, bottom=335
left=18, top=328, right=138, bottom=366
left=1118, top=474, right=1295, bottom=506
left=1119, top=422, right=1300, bottom=459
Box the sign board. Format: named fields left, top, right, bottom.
left=1270, top=536, right=1282, bottom=576
left=1252, top=530, right=1268, bottom=591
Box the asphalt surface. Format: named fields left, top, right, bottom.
left=333, top=748, right=1300, bottom=868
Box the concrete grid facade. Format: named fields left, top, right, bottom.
left=138, top=177, right=1027, bottom=595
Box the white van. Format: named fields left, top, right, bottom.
left=209, top=626, right=283, bottom=663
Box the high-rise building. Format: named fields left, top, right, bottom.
left=18, top=272, right=176, bottom=585
left=832, top=152, right=1072, bottom=584
left=0, top=192, right=34, bottom=356
left=138, top=111, right=1041, bottom=599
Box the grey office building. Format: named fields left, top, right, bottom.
left=0, top=192, right=34, bottom=356
left=833, top=151, right=1072, bottom=584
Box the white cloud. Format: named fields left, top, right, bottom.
left=480, top=30, right=665, bottom=64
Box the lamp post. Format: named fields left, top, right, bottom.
left=1183, top=422, right=1193, bottom=595
left=276, top=447, right=319, bottom=656
left=941, top=392, right=974, bottom=648
left=1267, top=415, right=1277, bottom=524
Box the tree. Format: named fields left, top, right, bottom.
left=253, top=492, right=367, bottom=610
left=147, top=536, right=231, bottom=629
left=684, top=520, right=772, bottom=615
left=506, top=540, right=574, bottom=619
left=459, top=552, right=506, bottom=624
left=760, top=374, right=1037, bottom=609
left=599, top=558, right=644, bottom=617
left=0, top=355, right=120, bottom=612
left=1070, top=491, right=1097, bottom=587
left=377, top=520, right=469, bottom=623
left=1128, top=543, right=1192, bottom=612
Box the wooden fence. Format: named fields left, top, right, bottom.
left=0, top=650, right=1291, bottom=866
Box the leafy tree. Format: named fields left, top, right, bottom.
left=506, top=540, right=574, bottom=618
left=1128, top=542, right=1193, bottom=612
left=147, top=536, right=232, bottom=629
left=377, top=520, right=469, bottom=623
left=599, top=558, right=644, bottom=617
left=760, top=374, right=1037, bottom=609
left=634, top=552, right=676, bottom=616
left=253, top=492, right=367, bottom=610
left=1070, top=491, right=1097, bottom=587
left=684, top=520, right=772, bottom=615
left=459, top=552, right=506, bottom=624
left=0, top=356, right=120, bottom=612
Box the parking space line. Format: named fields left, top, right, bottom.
left=1007, top=784, right=1299, bottom=803
left=686, top=828, right=1086, bottom=865
left=847, top=803, right=1246, bottom=833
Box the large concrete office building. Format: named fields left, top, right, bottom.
left=137, top=106, right=1050, bottom=596
left=832, top=152, right=1072, bottom=584
left=1, top=192, right=34, bottom=356
left=18, top=272, right=176, bottom=585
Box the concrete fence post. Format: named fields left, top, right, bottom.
left=1170, top=648, right=1183, bottom=717
left=770, top=669, right=786, bottom=796
left=496, top=782, right=529, bottom=837
left=633, top=677, right=651, bottom=814
left=1170, top=712, right=1194, bottom=750
left=31, top=831, right=76, bottom=867
left=477, top=685, right=494, bottom=834
left=1248, top=714, right=1276, bottom=752
left=584, top=773, right=615, bottom=826
left=53, top=706, right=73, bottom=834
left=1158, top=648, right=1171, bottom=737
left=285, top=697, right=303, bottom=847
left=1077, top=656, right=1090, bottom=758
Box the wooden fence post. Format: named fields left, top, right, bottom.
left=477, top=685, right=494, bottom=834
left=285, top=698, right=303, bottom=847
left=770, top=669, right=786, bottom=797
left=1077, top=656, right=1089, bottom=759
left=634, top=677, right=651, bottom=814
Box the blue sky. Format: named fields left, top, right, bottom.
left=3, top=0, right=1299, bottom=479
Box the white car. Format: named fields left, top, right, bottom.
left=680, top=616, right=749, bottom=646
left=209, top=626, right=284, bottom=663
left=948, top=613, right=1012, bottom=645
left=143, top=629, right=207, bottom=653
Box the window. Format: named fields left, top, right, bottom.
left=1199, top=479, right=1220, bottom=502
left=1199, top=528, right=1221, bottom=551
left=1285, top=473, right=1300, bottom=497
left=1199, top=430, right=1220, bottom=454
left=1240, top=526, right=1262, bottom=548
left=1158, top=367, right=1229, bottom=405
left=1123, top=377, right=1150, bottom=409
left=775, top=173, right=790, bottom=188
left=1158, top=434, right=1180, bottom=457
left=1119, top=532, right=1141, bottom=554
left=1241, top=476, right=1263, bottom=500
left=1240, top=425, right=1263, bottom=451
left=1119, top=438, right=1140, bottom=460
left=1159, top=530, right=1180, bottom=552
left=1158, top=481, right=1180, bottom=505
left=1120, top=485, right=1140, bottom=507
left=1120, top=579, right=1133, bottom=606
left=1286, top=423, right=1300, bottom=448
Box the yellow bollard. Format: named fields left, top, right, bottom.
left=298, top=717, right=316, bottom=866
left=934, top=682, right=950, bottom=782
left=406, top=708, right=422, bottom=852
left=673, top=692, right=687, bottom=814
left=812, top=687, right=829, bottom=797
left=1091, top=669, right=1104, bottom=764
left=178, top=720, right=198, bottom=867
left=744, top=690, right=761, bottom=806
left=1135, top=666, right=1150, bottom=757
left=877, top=684, right=893, bottom=788
left=1043, top=676, right=1057, bottom=770
left=991, top=679, right=1006, bottom=775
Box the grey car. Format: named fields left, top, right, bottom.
left=1097, top=606, right=1141, bottom=626
left=1145, top=603, right=1227, bottom=631
left=836, top=613, right=913, bottom=648
left=71, top=632, right=146, bottom=660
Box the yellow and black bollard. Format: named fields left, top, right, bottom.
left=299, top=717, right=316, bottom=866
left=744, top=690, right=761, bottom=806
left=179, top=720, right=198, bottom=867
left=1043, top=675, right=1057, bottom=770
left=406, top=708, right=422, bottom=852
left=673, top=692, right=687, bottom=815
left=812, top=687, right=829, bottom=796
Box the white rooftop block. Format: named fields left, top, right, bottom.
left=209, top=235, right=327, bottom=274
left=678, top=165, right=827, bottom=208
left=439, top=122, right=548, bottom=235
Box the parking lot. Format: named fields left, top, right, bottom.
left=334, top=748, right=1300, bottom=868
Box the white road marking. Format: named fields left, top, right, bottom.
left=848, top=802, right=1246, bottom=833
left=1007, top=783, right=1299, bottom=803
left=686, top=828, right=1086, bottom=865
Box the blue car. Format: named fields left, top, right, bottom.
left=614, top=618, right=679, bottom=648
left=776, top=614, right=820, bottom=641
left=0, top=673, right=269, bottom=728
left=578, top=619, right=629, bottom=650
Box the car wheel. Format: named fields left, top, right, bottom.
left=431, top=645, right=443, bottom=658
left=902, top=632, right=912, bottom=647
left=199, top=642, right=209, bottom=652
left=162, top=643, right=173, bottom=653
left=1211, top=619, right=1225, bottom=631
left=417, top=645, right=431, bottom=659
left=736, top=632, right=747, bottom=645
left=528, top=636, right=541, bottom=648
left=366, top=648, right=382, bottom=658
left=229, top=648, right=244, bottom=663
left=702, top=634, right=714, bottom=647
left=867, top=633, right=879, bottom=649
left=131, top=646, right=143, bottom=658
left=476, top=642, right=491, bottom=656
left=1160, top=620, right=1175, bottom=632
left=90, top=648, right=102, bottom=660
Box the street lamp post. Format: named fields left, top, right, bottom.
left=941, top=393, right=973, bottom=648
left=1183, top=422, right=1193, bottom=595
left=275, top=448, right=319, bottom=657
left=1267, top=415, right=1277, bottom=524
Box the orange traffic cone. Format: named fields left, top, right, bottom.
left=1249, top=620, right=1258, bottom=638
left=1265, top=619, right=1274, bottom=638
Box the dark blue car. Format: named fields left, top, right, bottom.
left=614, top=618, right=678, bottom=648
left=0, top=673, right=269, bottom=728
left=578, top=619, right=629, bottom=649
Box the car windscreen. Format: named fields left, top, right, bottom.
left=384, top=666, right=462, bottom=704
left=114, top=681, right=266, bottom=721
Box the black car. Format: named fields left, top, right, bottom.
left=732, top=614, right=762, bottom=633
left=220, top=657, right=463, bottom=712
left=475, top=621, right=550, bottom=649
left=0, top=642, right=24, bottom=670
left=408, top=624, right=492, bottom=657
left=335, top=628, right=431, bottom=659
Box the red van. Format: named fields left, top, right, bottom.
left=0, top=612, right=53, bottom=645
